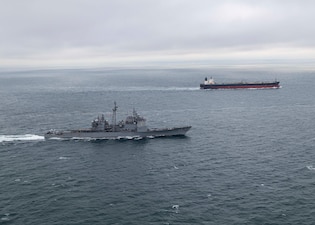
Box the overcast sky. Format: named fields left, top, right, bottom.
left=1, top=0, right=315, bottom=68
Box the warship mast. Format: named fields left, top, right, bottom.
left=112, top=101, right=118, bottom=132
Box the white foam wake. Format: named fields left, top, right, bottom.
left=306, top=165, right=315, bottom=171
left=0, top=134, right=45, bottom=143
left=66, top=135, right=145, bottom=141
left=106, top=86, right=199, bottom=92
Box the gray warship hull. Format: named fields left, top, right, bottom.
left=45, top=126, right=191, bottom=140
left=45, top=102, right=191, bottom=140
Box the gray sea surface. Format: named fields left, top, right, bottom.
left=1, top=68, right=315, bottom=224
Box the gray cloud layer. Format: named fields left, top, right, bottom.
left=1, top=0, right=315, bottom=67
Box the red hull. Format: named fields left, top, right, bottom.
left=200, top=82, right=280, bottom=89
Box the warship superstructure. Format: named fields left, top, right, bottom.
left=45, top=102, right=191, bottom=140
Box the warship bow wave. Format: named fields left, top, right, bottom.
left=45, top=102, right=191, bottom=140
left=200, top=77, right=280, bottom=89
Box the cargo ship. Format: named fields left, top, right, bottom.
left=200, top=77, right=280, bottom=89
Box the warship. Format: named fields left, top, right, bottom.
left=200, top=77, right=280, bottom=89
left=45, top=102, right=191, bottom=140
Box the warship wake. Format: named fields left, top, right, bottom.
left=45, top=102, right=191, bottom=140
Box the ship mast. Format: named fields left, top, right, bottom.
left=112, top=101, right=118, bottom=131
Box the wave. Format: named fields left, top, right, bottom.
left=43, top=86, right=200, bottom=93
left=72, top=135, right=145, bottom=141
left=46, top=134, right=188, bottom=142
left=106, top=86, right=200, bottom=92
left=306, top=165, right=315, bottom=171
left=45, top=135, right=148, bottom=142
left=59, top=156, right=70, bottom=160
left=0, top=134, right=45, bottom=143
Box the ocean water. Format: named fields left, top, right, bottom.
left=1, top=68, right=315, bottom=224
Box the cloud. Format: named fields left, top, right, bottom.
left=1, top=0, right=315, bottom=68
